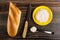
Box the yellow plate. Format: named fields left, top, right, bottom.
left=32, top=6, right=53, bottom=26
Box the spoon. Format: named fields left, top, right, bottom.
left=30, top=26, right=54, bottom=34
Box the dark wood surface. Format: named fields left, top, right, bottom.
left=0, top=0, right=60, bottom=40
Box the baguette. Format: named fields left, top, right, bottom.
left=7, top=2, right=21, bottom=37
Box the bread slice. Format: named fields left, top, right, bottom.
left=7, top=2, right=21, bottom=37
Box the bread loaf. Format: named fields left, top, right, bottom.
left=7, top=2, right=21, bottom=37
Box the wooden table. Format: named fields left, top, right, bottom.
left=0, top=0, right=60, bottom=40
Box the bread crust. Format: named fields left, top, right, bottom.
left=7, top=2, right=21, bottom=37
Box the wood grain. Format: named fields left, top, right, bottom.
left=0, top=0, right=60, bottom=40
